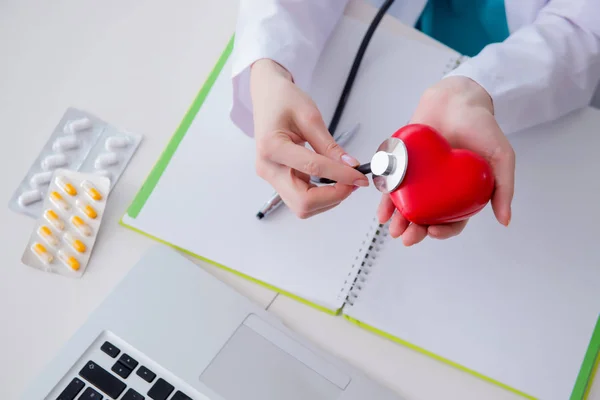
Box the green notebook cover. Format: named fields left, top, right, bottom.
left=120, top=36, right=600, bottom=400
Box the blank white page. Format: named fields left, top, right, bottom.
left=122, top=17, right=460, bottom=310
left=343, top=107, right=600, bottom=400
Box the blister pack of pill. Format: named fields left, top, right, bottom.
left=8, top=107, right=142, bottom=218
left=21, top=169, right=110, bottom=278
left=79, top=124, right=142, bottom=183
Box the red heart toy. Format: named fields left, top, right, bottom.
left=389, top=124, right=495, bottom=225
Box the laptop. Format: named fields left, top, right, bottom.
left=22, top=245, right=402, bottom=400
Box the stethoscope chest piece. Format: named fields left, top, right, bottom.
left=371, top=137, right=408, bottom=193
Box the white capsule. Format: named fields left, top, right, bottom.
left=63, top=118, right=92, bottom=134
left=95, top=152, right=118, bottom=169
left=30, top=171, right=53, bottom=188
left=49, top=191, right=70, bottom=211
left=52, top=135, right=79, bottom=152
left=58, top=249, right=80, bottom=271
left=105, top=136, right=131, bottom=151
left=81, top=180, right=103, bottom=201
left=32, top=242, right=54, bottom=265
left=38, top=225, right=59, bottom=247
left=71, top=215, right=92, bottom=236
left=63, top=232, right=87, bottom=253
left=95, top=170, right=112, bottom=183
left=18, top=189, right=42, bottom=207
left=41, top=153, right=68, bottom=170
left=55, top=176, right=78, bottom=196
left=44, top=209, right=65, bottom=231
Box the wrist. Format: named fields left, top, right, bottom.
left=251, top=58, right=293, bottom=82
left=446, top=76, right=493, bottom=113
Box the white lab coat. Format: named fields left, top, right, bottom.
left=230, top=0, right=600, bottom=137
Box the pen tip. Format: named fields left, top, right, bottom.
left=256, top=212, right=265, bottom=220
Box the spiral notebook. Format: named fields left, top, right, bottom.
left=120, top=16, right=600, bottom=400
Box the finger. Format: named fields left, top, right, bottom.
left=489, top=143, right=515, bottom=226
left=389, top=212, right=410, bottom=238
left=401, top=223, right=428, bottom=246
left=271, top=167, right=356, bottom=218
left=268, top=140, right=369, bottom=186
left=294, top=108, right=359, bottom=165
left=428, top=220, right=468, bottom=239
left=377, top=195, right=395, bottom=224
left=455, top=114, right=515, bottom=227
left=300, top=183, right=355, bottom=215
left=290, top=169, right=357, bottom=215
left=298, top=201, right=342, bottom=219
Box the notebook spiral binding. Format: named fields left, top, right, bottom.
left=341, top=218, right=390, bottom=307
left=339, top=54, right=465, bottom=308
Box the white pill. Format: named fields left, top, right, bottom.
left=63, top=117, right=92, bottom=134
left=52, top=135, right=79, bottom=152
left=95, top=169, right=112, bottom=183
left=41, top=153, right=68, bottom=170
left=18, top=189, right=42, bottom=206
left=105, top=136, right=131, bottom=151
left=95, top=152, right=118, bottom=169
left=30, top=171, right=53, bottom=188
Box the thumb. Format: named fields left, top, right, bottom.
left=295, top=108, right=360, bottom=167
left=489, top=142, right=516, bottom=226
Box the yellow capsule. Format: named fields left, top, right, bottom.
left=56, top=176, right=77, bottom=196
left=44, top=209, right=65, bottom=231
left=76, top=199, right=97, bottom=219
left=32, top=242, right=53, bottom=264
left=38, top=225, right=58, bottom=246
left=71, top=215, right=92, bottom=236
left=50, top=191, right=70, bottom=211
left=63, top=232, right=86, bottom=253
left=82, top=181, right=103, bottom=201
left=58, top=250, right=80, bottom=271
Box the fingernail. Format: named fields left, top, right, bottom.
left=504, top=209, right=511, bottom=227
left=354, top=179, right=369, bottom=187
left=342, top=154, right=360, bottom=167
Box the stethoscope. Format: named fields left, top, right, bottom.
left=310, top=0, right=405, bottom=194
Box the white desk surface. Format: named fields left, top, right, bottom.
left=0, top=1, right=597, bottom=399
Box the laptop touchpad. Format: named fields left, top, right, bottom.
left=199, top=314, right=347, bottom=400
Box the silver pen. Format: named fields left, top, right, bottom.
left=256, top=191, right=285, bottom=220
left=256, top=124, right=360, bottom=220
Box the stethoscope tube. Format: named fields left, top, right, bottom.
left=327, top=0, right=396, bottom=136
left=319, top=0, right=396, bottom=184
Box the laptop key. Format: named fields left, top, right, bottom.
left=117, top=353, right=139, bottom=370
left=122, top=388, right=145, bottom=400
left=80, top=387, right=104, bottom=399
left=136, top=366, right=156, bottom=383
left=79, top=361, right=126, bottom=399
left=147, top=378, right=174, bottom=400
left=100, top=341, right=120, bottom=358
left=171, top=391, right=192, bottom=400
left=56, top=377, right=85, bottom=400
left=111, top=361, right=133, bottom=379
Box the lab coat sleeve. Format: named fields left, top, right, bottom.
left=446, top=0, right=600, bottom=135
left=230, top=0, right=350, bottom=137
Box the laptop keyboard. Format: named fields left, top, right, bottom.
left=55, top=340, right=194, bottom=400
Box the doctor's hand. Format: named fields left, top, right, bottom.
left=250, top=59, right=369, bottom=219
left=378, top=76, right=515, bottom=245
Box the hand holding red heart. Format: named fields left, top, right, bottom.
left=377, top=76, right=516, bottom=246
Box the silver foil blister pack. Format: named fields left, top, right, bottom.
left=9, top=107, right=142, bottom=218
